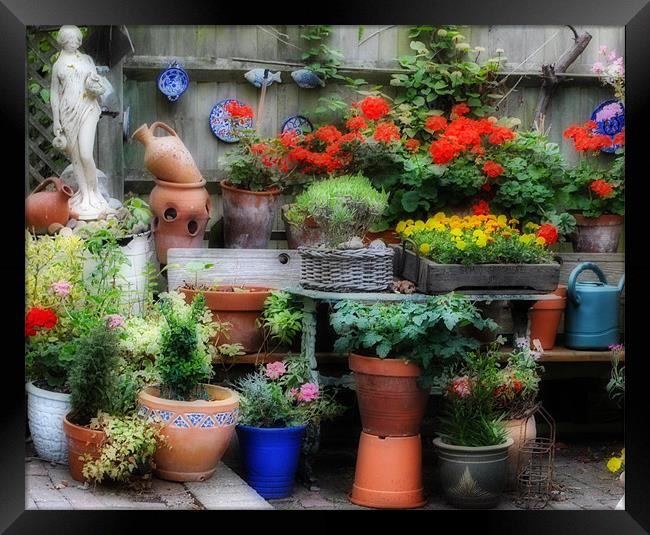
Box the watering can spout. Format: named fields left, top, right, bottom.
left=618, top=274, right=625, bottom=292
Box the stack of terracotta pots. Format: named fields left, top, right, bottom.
left=348, top=354, right=428, bottom=509
left=132, top=121, right=211, bottom=264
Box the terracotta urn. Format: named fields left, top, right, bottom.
left=179, top=286, right=272, bottom=354
left=25, top=177, right=74, bottom=234
left=63, top=414, right=106, bottom=482
left=573, top=214, right=624, bottom=253
left=149, top=178, right=211, bottom=264
left=138, top=384, right=239, bottom=482
left=132, top=122, right=203, bottom=184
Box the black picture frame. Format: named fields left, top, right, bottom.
left=5, top=0, right=650, bottom=531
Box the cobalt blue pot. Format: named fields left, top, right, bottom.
left=236, top=424, right=307, bottom=499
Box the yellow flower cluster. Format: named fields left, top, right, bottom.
left=607, top=448, right=625, bottom=473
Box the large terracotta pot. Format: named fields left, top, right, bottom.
left=573, top=214, right=623, bottom=253
left=529, top=294, right=566, bottom=350
left=281, top=204, right=325, bottom=249
left=179, top=286, right=271, bottom=354
left=149, top=178, right=211, bottom=264
left=350, top=432, right=426, bottom=509
left=504, top=417, right=537, bottom=490
left=220, top=180, right=280, bottom=249
left=349, top=353, right=429, bottom=437
left=132, top=122, right=202, bottom=184
left=138, top=384, right=239, bottom=482
left=25, top=177, right=74, bottom=234
left=26, top=382, right=71, bottom=464
left=63, top=414, right=106, bottom=482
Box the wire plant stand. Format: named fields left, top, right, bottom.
left=514, top=403, right=556, bottom=509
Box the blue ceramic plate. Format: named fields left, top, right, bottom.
left=281, top=115, right=314, bottom=136
left=209, top=98, right=254, bottom=143
left=157, top=61, right=189, bottom=102
left=590, top=99, right=625, bottom=153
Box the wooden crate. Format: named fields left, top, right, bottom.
left=391, top=245, right=560, bottom=294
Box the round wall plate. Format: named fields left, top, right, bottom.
left=591, top=99, right=625, bottom=153
left=281, top=115, right=314, bottom=136
left=157, top=61, right=189, bottom=102
left=209, top=98, right=254, bottom=143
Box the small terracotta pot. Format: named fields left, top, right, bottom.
left=281, top=204, right=325, bottom=249
left=573, top=214, right=623, bottom=253
left=138, top=384, right=239, bottom=482
left=149, top=178, right=211, bottom=264
left=349, top=353, right=429, bottom=437
left=350, top=432, right=426, bottom=509
left=63, top=414, right=106, bottom=482
left=504, top=417, right=537, bottom=490
left=179, top=286, right=271, bottom=354
left=362, top=229, right=401, bottom=246
left=529, top=294, right=566, bottom=350
left=25, top=177, right=74, bottom=234
left=132, top=122, right=203, bottom=184
left=220, top=180, right=280, bottom=249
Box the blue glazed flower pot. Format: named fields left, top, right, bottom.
left=236, top=424, right=307, bottom=499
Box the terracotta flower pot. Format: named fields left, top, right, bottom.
left=138, top=384, right=239, bottom=482
left=220, top=180, right=280, bottom=249
left=350, top=432, right=426, bottom=509
left=573, top=214, right=623, bottom=253
left=362, top=229, right=401, bottom=245
left=149, top=178, right=211, bottom=264
left=25, top=177, right=74, bottom=234
left=348, top=353, right=429, bottom=437
left=179, top=286, right=271, bottom=354
left=63, top=414, right=106, bottom=482
left=529, top=294, right=566, bottom=350
left=131, top=122, right=203, bottom=184
left=504, top=417, right=537, bottom=490
left=281, top=204, right=326, bottom=249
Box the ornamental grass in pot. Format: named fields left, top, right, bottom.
left=233, top=355, right=343, bottom=498
left=137, top=291, right=239, bottom=482
left=330, top=293, right=497, bottom=437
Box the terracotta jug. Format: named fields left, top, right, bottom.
left=25, top=177, right=74, bottom=234
left=132, top=122, right=203, bottom=184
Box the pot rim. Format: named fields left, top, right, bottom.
left=349, top=353, right=422, bottom=378
left=180, top=285, right=272, bottom=295
left=220, top=179, right=281, bottom=196
left=433, top=436, right=514, bottom=452
left=153, top=177, right=207, bottom=189
left=26, top=381, right=71, bottom=401
left=139, top=384, right=239, bottom=409
left=573, top=214, right=624, bottom=225
left=236, top=423, right=308, bottom=432
left=63, top=413, right=106, bottom=442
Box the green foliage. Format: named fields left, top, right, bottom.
left=81, top=412, right=163, bottom=484
left=68, top=326, right=121, bottom=426
left=330, top=293, right=497, bottom=387
left=606, top=345, right=625, bottom=408
left=235, top=355, right=343, bottom=428
left=257, top=291, right=304, bottom=350
left=25, top=339, right=76, bottom=392
left=156, top=292, right=214, bottom=401
left=284, top=174, right=389, bottom=247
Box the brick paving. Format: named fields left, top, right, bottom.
left=25, top=438, right=623, bottom=510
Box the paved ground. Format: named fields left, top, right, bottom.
left=25, top=438, right=624, bottom=510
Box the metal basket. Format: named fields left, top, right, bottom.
left=298, top=246, right=394, bottom=292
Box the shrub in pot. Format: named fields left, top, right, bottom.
left=233, top=356, right=343, bottom=498
left=434, top=346, right=513, bottom=509
left=256, top=290, right=304, bottom=355
left=329, top=293, right=497, bottom=437
left=137, top=291, right=239, bottom=482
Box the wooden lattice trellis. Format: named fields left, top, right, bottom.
left=27, top=28, right=68, bottom=191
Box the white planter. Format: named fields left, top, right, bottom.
left=26, top=382, right=71, bottom=464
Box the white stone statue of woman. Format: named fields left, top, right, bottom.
left=50, top=25, right=113, bottom=220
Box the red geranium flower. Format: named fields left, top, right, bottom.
left=451, top=102, right=471, bottom=117
left=472, top=199, right=490, bottom=216
left=429, top=137, right=464, bottom=164
left=563, top=121, right=613, bottom=152
left=537, top=223, right=558, bottom=246
left=25, top=307, right=58, bottom=337
left=482, top=182, right=492, bottom=192
left=225, top=100, right=254, bottom=119
left=315, top=125, right=342, bottom=144
left=404, top=138, right=421, bottom=152
left=613, top=128, right=625, bottom=146
left=488, top=125, right=515, bottom=145
left=482, top=160, right=505, bottom=178
left=346, top=115, right=368, bottom=131
left=590, top=179, right=615, bottom=198
left=359, top=96, right=390, bottom=121
left=424, top=115, right=448, bottom=132
left=250, top=143, right=268, bottom=155
left=373, top=121, right=400, bottom=143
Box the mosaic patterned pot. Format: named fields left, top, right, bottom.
left=138, top=384, right=239, bottom=482
left=26, top=382, right=71, bottom=464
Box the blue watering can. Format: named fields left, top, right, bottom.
left=565, top=262, right=624, bottom=350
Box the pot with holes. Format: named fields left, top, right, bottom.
left=149, top=178, right=211, bottom=264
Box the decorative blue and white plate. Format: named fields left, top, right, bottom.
left=591, top=99, right=625, bottom=153
left=281, top=115, right=314, bottom=136
left=209, top=98, right=254, bottom=143
left=157, top=61, right=189, bottom=102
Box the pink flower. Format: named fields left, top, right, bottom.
left=591, top=61, right=604, bottom=74
left=49, top=280, right=72, bottom=297
left=448, top=376, right=471, bottom=398
left=608, top=50, right=617, bottom=61
left=599, top=45, right=608, bottom=55
left=595, top=102, right=623, bottom=123
left=105, top=314, right=125, bottom=330
left=298, top=382, right=320, bottom=402
left=265, top=361, right=287, bottom=380
left=289, top=387, right=299, bottom=400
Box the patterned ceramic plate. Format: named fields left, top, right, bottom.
left=209, top=98, right=254, bottom=143
left=591, top=99, right=625, bottom=153
left=157, top=61, right=189, bottom=102
left=281, top=115, right=314, bottom=136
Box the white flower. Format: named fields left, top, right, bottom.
left=495, top=48, right=505, bottom=54
left=474, top=46, right=486, bottom=53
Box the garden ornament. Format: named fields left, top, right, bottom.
left=290, top=69, right=325, bottom=88
left=244, top=68, right=282, bottom=88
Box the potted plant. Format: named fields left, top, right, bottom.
left=329, top=293, right=496, bottom=437
left=433, top=346, right=514, bottom=509
left=256, top=290, right=304, bottom=355
left=233, top=356, right=342, bottom=498
left=137, top=291, right=239, bottom=482
left=562, top=120, right=625, bottom=252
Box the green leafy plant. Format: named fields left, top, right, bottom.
left=284, top=174, right=388, bottom=247
left=606, top=344, right=625, bottom=408
left=562, top=156, right=624, bottom=218
left=235, top=355, right=343, bottom=428
left=330, top=293, right=497, bottom=387
left=257, top=291, right=304, bottom=352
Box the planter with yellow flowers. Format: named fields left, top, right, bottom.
left=392, top=213, right=560, bottom=294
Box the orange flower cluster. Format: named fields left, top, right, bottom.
left=563, top=121, right=614, bottom=152
left=590, top=179, right=615, bottom=198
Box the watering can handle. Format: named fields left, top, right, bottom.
left=150, top=121, right=178, bottom=138
left=568, top=262, right=609, bottom=306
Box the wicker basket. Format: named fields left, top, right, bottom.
left=298, top=246, right=395, bottom=292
